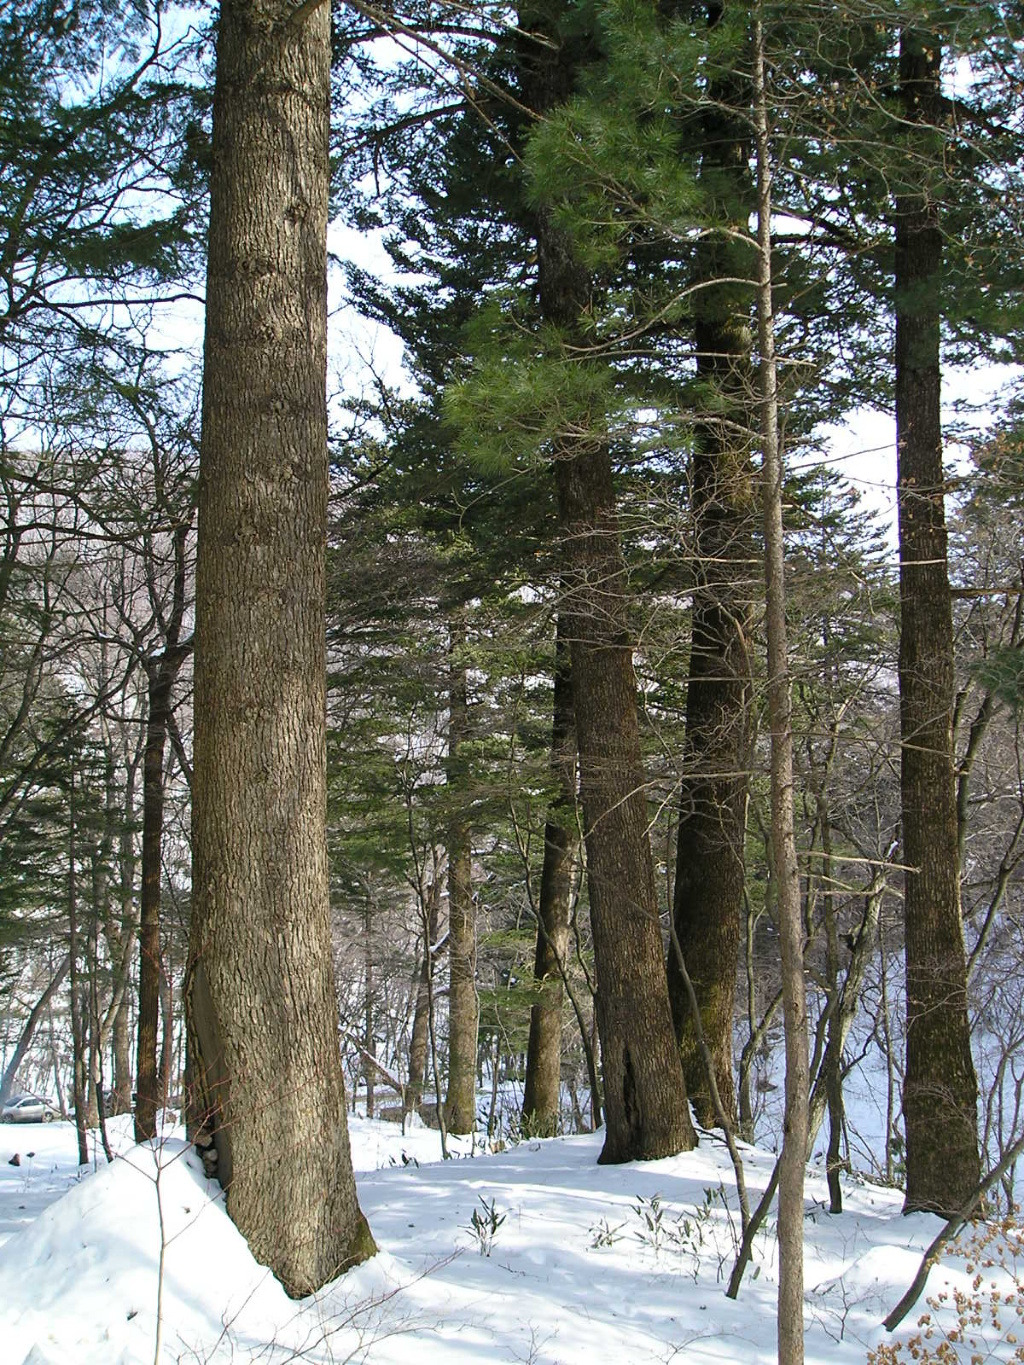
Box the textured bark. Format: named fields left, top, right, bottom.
left=109, top=998, right=132, bottom=1115
left=444, top=615, right=478, bottom=1134
left=895, top=30, right=980, bottom=1217
left=668, top=35, right=755, bottom=1126
left=518, top=1, right=696, bottom=1164
left=186, top=0, right=373, bottom=1296
left=555, top=440, right=697, bottom=1164
left=522, top=613, right=578, bottom=1136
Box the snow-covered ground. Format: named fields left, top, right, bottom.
left=0, top=1113, right=1020, bottom=1364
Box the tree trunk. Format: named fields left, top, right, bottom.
left=517, top=0, right=696, bottom=1167
left=135, top=525, right=188, bottom=1143
left=895, top=28, right=980, bottom=1216
left=86, top=893, right=101, bottom=1130
left=186, top=0, right=374, bottom=1296
left=753, top=22, right=808, bottom=1362
left=0, top=955, right=70, bottom=1107
left=158, top=938, right=174, bottom=1107
left=407, top=880, right=440, bottom=1116
left=668, top=2, right=755, bottom=1132
left=135, top=665, right=170, bottom=1140
left=555, top=438, right=697, bottom=1163
left=363, top=905, right=375, bottom=1120
left=444, top=614, right=478, bottom=1134
left=67, top=764, right=90, bottom=1168
left=107, top=746, right=138, bottom=1116
left=110, top=996, right=132, bottom=1115
left=820, top=809, right=845, bottom=1214
left=523, top=612, right=577, bottom=1136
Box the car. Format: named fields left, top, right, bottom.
left=0, top=1094, right=56, bottom=1123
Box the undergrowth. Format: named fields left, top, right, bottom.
left=869, top=1215, right=1024, bottom=1364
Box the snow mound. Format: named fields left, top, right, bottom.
left=0, top=1140, right=296, bottom=1364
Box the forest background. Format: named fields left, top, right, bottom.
left=2, top=0, right=1024, bottom=1353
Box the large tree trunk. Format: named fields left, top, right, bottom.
left=895, top=28, right=980, bottom=1217
left=186, top=0, right=374, bottom=1296
left=668, top=27, right=755, bottom=1126
left=444, top=614, right=478, bottom=1134
left=518, top=2, right=696, bottom=1165
left=555, top=437, right=696, bottom=1164
left=522, top=612, right=577, bottom=1136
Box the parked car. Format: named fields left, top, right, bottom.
left=0, top=1094, right=56, bottom=1123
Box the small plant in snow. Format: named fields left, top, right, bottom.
left=467, top=1195, right=506, bottom=1256
left=692, top=1184, right=741, bottom=1283
left=630, top=1185, right=741, bottom=1282
left=588, top=1216, right=626, bottom=1250
left=632, top=1193, right=673, bottom=1258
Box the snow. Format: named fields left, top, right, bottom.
left=0, top=1114, right=1019, bottom=1364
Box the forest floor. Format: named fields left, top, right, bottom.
left=0, top=1109, right=1018, bottom=1364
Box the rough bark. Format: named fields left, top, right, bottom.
left=186, top=0, right=374, bottom=1296
left=668, top=35, right=756, bottom=1127
left=86, top=885, right=101, bottom=1130
left=895, top=28, right=980, bottom=1216
left=518, top=2, right=696, bottom=1164
left=555, top=435, right=696, bottom=1163
left=444, top=614, right=478, bottom=1134
left=522, top=612, right=578, bottom=1136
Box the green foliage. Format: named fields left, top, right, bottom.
left=972, top=648, right=1024, bottom=714
left=467, top=1195, right=506, bottom=1256
left=446, top=305, right=629, bottom=473
left=0, top=0, right=207, bottom=425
